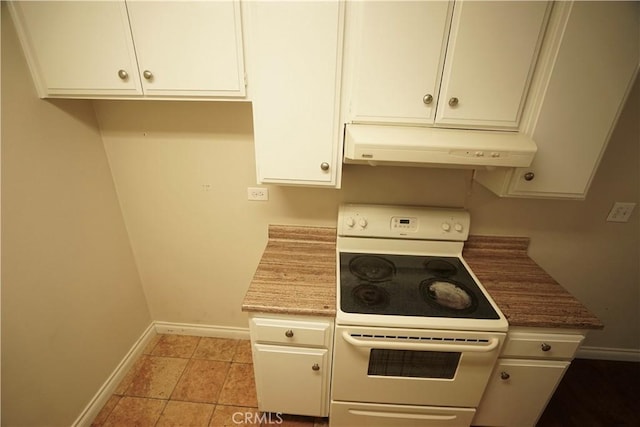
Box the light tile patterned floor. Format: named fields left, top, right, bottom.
left=92, top=334, right=328, bottom=427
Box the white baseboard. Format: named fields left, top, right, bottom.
left=154, top=321, right=250, bottom=340
left=576, top=346, right=640, bottom=362
left=72, top=321, right=251, bottom=426
left=72, top=322, right=157, bottom=427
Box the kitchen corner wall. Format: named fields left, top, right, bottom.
left=1, top=5, right=152, bottom=426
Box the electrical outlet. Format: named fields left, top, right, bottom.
left=606, top=202, right=636, bottom=222
left=248, top=187, right=269, bottom=201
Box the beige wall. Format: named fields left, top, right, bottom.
left=1, top=5, right=152, bottom=426
left=95, top=77, right=639, bottom=354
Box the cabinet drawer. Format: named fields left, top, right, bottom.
left=501, top=332, right=583, bottom=359
left=331, top=401, right=475, bottom=427
left=250, top=317, right=332, bottom=347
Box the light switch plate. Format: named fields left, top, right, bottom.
left=606, top=202, right=636, bottom=222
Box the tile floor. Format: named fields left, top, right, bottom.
left=92, top=334, right=327, bottom=427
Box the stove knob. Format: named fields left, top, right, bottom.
left=441, top=222, right=451, bottom=232
left=345, top=217, right=356, bottom=228
left=358, top=217, right=368, bottom=229
left=454, top=223, right=464, bottom=232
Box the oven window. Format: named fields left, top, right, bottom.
left=367, top=349, right=461, bottom=379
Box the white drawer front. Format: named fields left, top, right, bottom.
left=250, top=317, right=332, bottom=347
left=330, top=401, right=475, bottom=427
left=501, top=332, right=584, bottom=359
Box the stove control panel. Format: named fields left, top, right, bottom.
left=391, top=216, right=418, bottom=232
left=339, top=203, right=470, bottom=241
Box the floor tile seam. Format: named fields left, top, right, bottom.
left=215, top=402, right=261, bottom=410
left=190, top=355, right=235, bottom=363
left=121, top=395, right=171, bottom=403
left=185, top=356, right=253, bottom=364
left=121, top=354, right=192, bottom=400
left=166, top=355, right=198, bottom=402
left=94, top=394, right=121, bottom=425
left=186, top=336, right=203, bottom=359
left=217, top=358, right=236, bottom=405
left=147, top=353, right=195, bottom=360
left=166, top=395, right=221, bottom=404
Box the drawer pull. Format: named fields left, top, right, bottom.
left=285, top=329, right=294, bottom=338
left=312, top=363, right=320, bottom=371
left=500, top=371, right=510, bottom=380
left=541, top=343, right=552, bottom=352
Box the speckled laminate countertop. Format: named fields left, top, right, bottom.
left=241, top=225, right=337, bottom=316
left=241, top=225, right=603, bottom=330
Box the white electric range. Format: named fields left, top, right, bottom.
left=330, top=204, right=508, bottom=427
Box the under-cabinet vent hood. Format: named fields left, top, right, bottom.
left=343, top=124, right=537, bottom=169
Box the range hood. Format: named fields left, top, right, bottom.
left=343, top=124, right=537, bottom=169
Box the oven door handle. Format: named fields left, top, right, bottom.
left=342, top=331, right=500, bottom=353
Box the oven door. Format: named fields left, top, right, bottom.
left=332, top=325, right=505, bottom=407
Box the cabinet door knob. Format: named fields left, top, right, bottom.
left=118, top=69, right=129, bottom=80
left=143, top=70, right=153, bottom=80
left=448, top=97, right=459, bottom=107
left=524, top=172, right=535, bottom=181
left=285, top=329, right=294, bottom=338
left=423, top=94, right=433, bottom=105
left=541, top=343, right=552, bottom=352
left=312, top=363, right=320, bottom=371
left=320, top=162, right=330, bottom=171
left=500, top=371, right=510, bottom=380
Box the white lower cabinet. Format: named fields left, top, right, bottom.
left=249, top=315, right=333, bottom=417
left=254, top=345, right=328, bottom=416
left=472, top=359, right=568, bottom=427
left=473, top=328, right=585, bottom=427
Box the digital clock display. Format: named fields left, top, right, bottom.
left=399, top=219, right=410, bottom=224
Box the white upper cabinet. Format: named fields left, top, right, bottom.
left=9, top=0, right=246, bottom=99
left=345, top=0, right=550, bottom=130
left=436, top=1, right=549, bottom=129
left=9, top=1, right=142, bottom=97
left=126, top=1, right=245, bottom=97
left=475, top=1, right=639, bottom=199
left=348, top=1, right=451, bottom=125
left=248, top=0, right=345, bottom=187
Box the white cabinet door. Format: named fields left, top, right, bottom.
left=508, top=1, right=639, bottom=198
left=126, top=0, right=245, bottom=97
left=348, top=1, right=452, bottom=125
left=249, top=1, right=344, bottom=186
left=253, top=344, right=329, bottom=417
left=9, top=0, right=245, bottom=99
left=436, top=1, right=549, bottom=129
left=473, top=359, right=569, bottom=427
left=475, top=1, right=640, bottom=199
left=8, top=0, right=142, bottom=97
left=344, top=1, right=548, bottom=130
